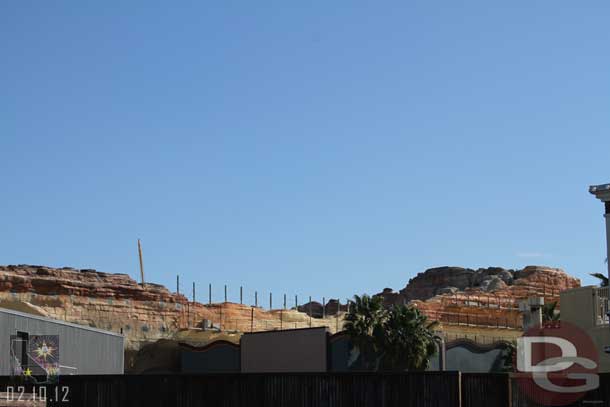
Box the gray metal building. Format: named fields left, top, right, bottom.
left=0, top=307, right=124, bottom=375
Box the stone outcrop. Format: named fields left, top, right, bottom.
left=378, top=265, right=580, bottom=305
left=375, top=288, right=405, bottom=306
left=404, top=267, right=472, bottom=300
left=376, top=265, right=581, bottom=332
left=0, top=265, right=192, bottom=350
left=0, top=265, right=185, bottom=302
left=297, top=299, right=349, bottom=317
left=0, top=263, right=582, bottom=356
left=0, top=265, right=344, bottom=352
left=484, top=277, right=507, bottom=292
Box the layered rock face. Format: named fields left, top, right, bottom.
left=375, top=265, right=580, bottom=333
left=0, top=265, right=185, bottom=302
left=402, top=266, right=478, bottom=301
left=0, top=265, right=343, bottom=351
left=0, top=264, right=582, bottom=353
left=0, top=265, right=191, bottom=349
left=377, top=265, right=580, bottom=306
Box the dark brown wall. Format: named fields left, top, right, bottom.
left=240, top=327, right=328, bottom=373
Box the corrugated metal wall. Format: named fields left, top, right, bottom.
left=0, top=308, right=124, bottom=375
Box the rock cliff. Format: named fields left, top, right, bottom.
left=376, top=265, right=580, bottom=305
left=0, top=265, right=342, bottom=351
left=0, top=265, right=191, bottom=349
left=375, top=265, right=580, bottom=332
left=0, top=264, right=581, bottom=354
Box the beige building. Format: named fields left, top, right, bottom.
left=577, top=183, right=610, bottom=372
left=560, top=286, right=610, bottom=373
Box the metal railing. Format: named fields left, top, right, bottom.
left=594, top=286, right=609, bottom=326
left=425, top=310, right=522, bottom=329
left=194, top=306, right=346, bottom=334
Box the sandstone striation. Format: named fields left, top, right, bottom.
left=376, top=265, right=580, bottom=306
left=0, top=265, right=343, bottom=353
left=376, top=265, right=580, bottom=334
left=0, top=263, right=582, bottom=358
left=0, top=265, right=191, bottom=350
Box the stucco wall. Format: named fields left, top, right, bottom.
left=240, top=327, right=328, bottom=373
left=561, top=286, right=610, bottom=373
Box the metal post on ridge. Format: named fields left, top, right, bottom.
left=322, top=297, right=325, bottom=319
left=309, top=296, right=312, bottom=327
left=137, top=239, right=145, bottom=287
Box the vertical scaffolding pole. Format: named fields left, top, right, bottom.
left=137, top=239, right=145, bottom=287
left=192, top=282, right=196, bottom=328
left=250, top=307, right=254, bottom=332
left=336, top=299, right=340, bottom=332
left=322, top=297, right=325, bottom=319
left=309, top=296, right=312, bottom=327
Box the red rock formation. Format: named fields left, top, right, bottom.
left=376, top=265, right=580, bottom=331
left=402, top=266, right=477, bottom=301
left=376, top=265, right=580, bottom=306
left=0, top=265, right=186, bottom=302
left=0, top=264, right=581, bottom=351
left=0, top=265, right=342, bottom=350
left=0, top=265, right=195, bottom=349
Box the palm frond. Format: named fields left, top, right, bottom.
left=590, top=273, right=609, bottom=287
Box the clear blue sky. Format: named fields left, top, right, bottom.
left=2, top=2, right=609, bottom=305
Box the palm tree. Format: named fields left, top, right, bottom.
left=343, top=296, right=438, bottom=371
left=498, top=341, right=516, bottom=372
left=380, top=305, right=438, bottom=371
left=590, top=273, right=609, bottom=287
left=343, top=294, right=386, bottom=370
left=542, top=301, right=560, bottom=322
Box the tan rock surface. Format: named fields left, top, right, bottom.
left=0, top=265, right=343, bottom=351
left=0, top=264, right=581, bottom=355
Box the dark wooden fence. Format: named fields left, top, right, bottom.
left=0, top=372, right=608, bottom=407
left=462, top=373, right=510, bottom=407
left=462, top=372, right=610, bottom=407
left=510, top=373, right=610, bottom=407
left=0, top=373, right=460, bottom=407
